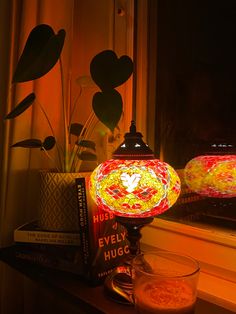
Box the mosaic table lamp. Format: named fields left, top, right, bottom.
left=89, top=121, right=180, bottom=256
left=89, top=121, right=181, bottom=302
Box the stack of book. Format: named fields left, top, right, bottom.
left=3, top=176, right=129, bottom=286
left=11, top=220, right=83, bottom=276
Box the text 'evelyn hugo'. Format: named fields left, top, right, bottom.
left=94, top=213, right=129, bottom=262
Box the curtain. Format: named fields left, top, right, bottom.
left=0, top=1, right=76, bottom=312
left=0, top=0, right=76, bottom=249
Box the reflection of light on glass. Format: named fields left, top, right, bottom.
left=184, top=155, right=236, bottom=198
left=211, top=143, right=233, bottom=148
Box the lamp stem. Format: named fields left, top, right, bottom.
left=115, top=216, right=154, bottom=257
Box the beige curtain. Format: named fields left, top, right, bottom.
left=0, top=0, right=76, bottom=247
left=0, top=1, right=77, bottom=313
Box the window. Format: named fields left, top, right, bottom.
left=135, top=1, right=236, bottom=311
left=135, top=0, right=236, bottom=232
left=154, top=0, right=236, bottom=232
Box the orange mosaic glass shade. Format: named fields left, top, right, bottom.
left=184, top=155, right=236, bottom=198
left=89, top=159, right=181, bottom=218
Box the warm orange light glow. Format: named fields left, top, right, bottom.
left=184, top=155, right=236, bottom=198
left=89, top=158, right=181, bottom=218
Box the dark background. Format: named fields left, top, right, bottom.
left=154, top=0, right=236, bottom=229
left=155, top=0, right=236, bottom=168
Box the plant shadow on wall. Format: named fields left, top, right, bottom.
left=5, top=24, right=133, bottom=173
left=4, top=24, right=133, bottom=232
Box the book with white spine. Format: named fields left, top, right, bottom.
left=14, top=221, right=80, bottom=246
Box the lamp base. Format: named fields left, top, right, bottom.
left=104, top=216, right=154, bottom=304
left=104, top=265, right=133, bottom=304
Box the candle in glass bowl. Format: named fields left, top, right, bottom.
left=134, top=280, right=196, bottom=314
left=132, top=251, right=199, bottom=314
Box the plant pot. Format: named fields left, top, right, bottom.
left=38, top=171, right=90, bottom=232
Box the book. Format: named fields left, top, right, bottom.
left=75, top=176, right=130, bottom=285
left=0, top=244, right=84, bottom=276
left=14, top=221, right=81, bottom=246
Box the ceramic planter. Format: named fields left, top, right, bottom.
left=38, top=171, right=90, bottom=232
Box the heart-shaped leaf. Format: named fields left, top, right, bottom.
left=69, top=123, right=84, bottom=136
left=12, top=24, right=65, bottom=83
left=90, top=50, right=133, bottom=91
left=42, top=136, right=56, bottom=150
left=78, top=151, right=97, bottom=161
left=11, top=139, right=42, bottom=148
left=5, top=93, right=36, bottom=119
left=92, top=89, right=122, bottom=132
left=77, top=140, right=96, bottom=151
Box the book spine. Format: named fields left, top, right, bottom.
left=75, top=177, right=90, bottom=274
left=14, top=230, right=80, bottom=246
left=12, top=246, right=83, bottom=276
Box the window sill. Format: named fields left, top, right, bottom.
left=141, top=218, right=236, bottom=312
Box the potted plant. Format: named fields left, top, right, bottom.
left=5, top=24, right=133, bottom=231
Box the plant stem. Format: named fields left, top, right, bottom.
left=59, top=57, right=70, bottom=172
left=69, top=84, right=82, bottom=128
left=36, top=99, right=63, bottom=170
left=83, top=111, right=96, bottom=139
left=71, top=110, right=96, bottom=171
left=41, top=147, right=61, bottom=172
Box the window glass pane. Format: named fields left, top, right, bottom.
left=155, top=0, right=236, bottom=231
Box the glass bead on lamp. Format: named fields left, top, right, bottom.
left=89, top=121, right=181, bottom=303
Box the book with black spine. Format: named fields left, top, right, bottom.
left=75, top=176, right=129, bottom=285
left=0, top=244, right=84, bottom=276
